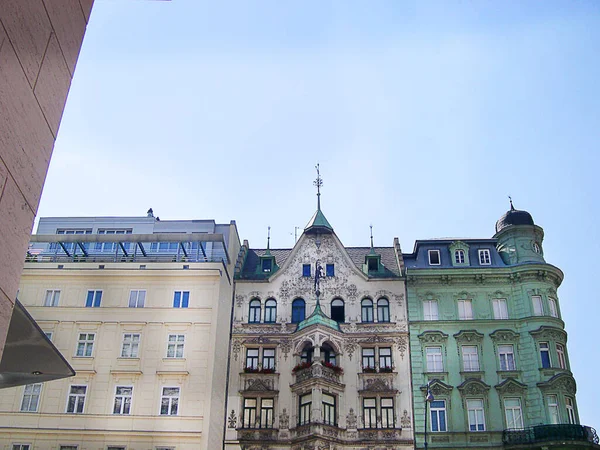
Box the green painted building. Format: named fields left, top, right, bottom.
left=406, top=204, right=599, bottom=449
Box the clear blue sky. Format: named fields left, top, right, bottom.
left=39, top=0, right=600, bottom=426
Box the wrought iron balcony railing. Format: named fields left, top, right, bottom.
left=503, top=424, right=599, bottom=446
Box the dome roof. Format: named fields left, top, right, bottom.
left=495, top=204, right=535, bottom=233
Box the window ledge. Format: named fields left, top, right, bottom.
left=72, top=356, right=94, bottom=360
left=117, top=357, right=140, bottom=361
left=162, top=357, right=186, bottom=362
left=497, top=370, right=521, bottom=379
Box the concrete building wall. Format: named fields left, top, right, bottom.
left=0, top=0, right=94, bottom=361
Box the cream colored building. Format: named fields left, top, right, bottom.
left=0, top=214, right=240, bottom=450
left=224, top=203, right=414, bottom=449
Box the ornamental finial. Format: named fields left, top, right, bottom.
left=314, top=164, right=323, bottom=210
left=370, top=224, right=374, bottom=249
left=267, top=226, right=271, bottom=251
left=508, top=195, right=515, bottom=211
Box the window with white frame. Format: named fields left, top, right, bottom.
left=129, top=290, right=146, bottom=308
left=478, top=249, right=491, bottom=265
left=426, top=347, right=444, bottom=372
left=299, top=393, right=311, bottom=425
left=462, top=346, right=480, bottom=372
left=566, top=397, right=576, bottom=424
left=12, top=445, right=31, bottom=450
left=540, top=342, right=551, bottom=368
left=532, top=295, right=544, bottom=316
left=160, top=387, right=180, bottom=415
left=363, top=398, right=377, bottom=428
left=504, top=398, right=524, bottom=429
left=166, top=334, right=185, bottom=358
left=423, top=300, right=439, bottom=321
left=548, top=298, right=559, bottom=318
left=44, top=289, right=60, bottom=307
left=454, top=249, right=465, bottom=264
left=498, top=344, right=516, bottom=371
left=492, top=298, right=509, bottom=319
left=66, top=385, right=87, bottom=413
left=121, top=333, right=140, bottom=358
left=85, top=290, right=102, bottom=307
left=430, top=400, right=447, bottom=432
left=113, top=386, right=133, bottom=415
left=547, top=394, right=560, bottom=424
left=458, top=299, right=473, bottom=320
left=467, top=399, right=486, bottom=431
left=21, top=383, right=42, bottom=412
left=76, top=333, right=95, bottom=357
left=428, top=249, right=441, bottom=265
left=556, top=344, right=566, bottom=369
left=173, top=291, right=189, bottom=308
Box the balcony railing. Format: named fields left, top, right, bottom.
left=503, top=424, right=599, bottom=446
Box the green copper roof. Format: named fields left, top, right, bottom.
left=304, top=209, right=333, bottom=233
left=297, top=300, right=340, bottom=332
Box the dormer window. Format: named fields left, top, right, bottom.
left=262, top=259, right=272, bottom=273
left=428, top=250, right=441, bottom=265
left=478, top=249, right=491, bottom=265
left=454, top=250, right=465, bottom=264
left=367, top=258, right=378, bottom=271
left=449, top=241, right=470, bottom=266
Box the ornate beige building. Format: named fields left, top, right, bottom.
left=224, top=194, right=414, bottom=449
left=0, top=214, right=240, bottom=450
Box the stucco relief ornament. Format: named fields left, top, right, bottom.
left=344, top=338, right=358, bottom=360
left=346, top=408, right=358, bottom=428
left=232, top=339, right=242, bottom=361
left=280, top=338, right=292, bottom=360
left=235, top=294, right=245, bottom=307
left=401, top=410, right=412, bottom=428
left=228, top=409, right=237, bottom=428
left=279, top=408, right=289, bottom=429
left=394, top=336, right=407, bottom=358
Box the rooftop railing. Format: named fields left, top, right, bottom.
left=503, top=424, right=599, bottom=446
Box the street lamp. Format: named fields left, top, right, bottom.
left=424, top=382, right=434, bottom=449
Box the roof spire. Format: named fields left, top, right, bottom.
left=508, top=195, right=515, bottom=211
left=314, top=163, right=323, bottom=211
left=370, top=224, right=374, bottom=249
left=265, top=226, right=271, bottom=255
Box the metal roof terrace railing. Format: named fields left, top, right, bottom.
left=25, top=233, right=230, bottom=264
left=503, top=424, right=599, bottom=446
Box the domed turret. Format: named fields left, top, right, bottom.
left=494, top=200, right=545, bottom=265
left=495, top=203, right=535, bottom=233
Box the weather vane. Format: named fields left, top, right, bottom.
left=314, top=164, right=323, bottom=210
left=508, top=195, right=514, bottom=210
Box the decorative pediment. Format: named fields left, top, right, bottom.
left=363, top=378, right=393, bottom=392
left=453, top=290, right=475, bottom=301
left=490, top=329, right=520, bottom=342
left=418, top=331, right=449, bottom=344
left=458, top=378, right=491, bottom=396
left=243, top=378, right=275, bottom=392
left=453, top=330, right=484, bottom=343
left=537, top=373, right=577, bottom=395
left=495, top=378, right=527, bottom=395
left=449, top=241, right=470, bottom=266
left=530, top=326, right=567, bottom=343
left=420, top=379, right=453, bottom=397
left=244, top=336, right=277, bottom=345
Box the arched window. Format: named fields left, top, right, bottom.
left=455, top=249, right=465, bottom=264
left=292, top=299, right=306, bottom=323
left=361, top=298, right=374, bottom=323
left=301, top=343, right=313, bottom=363
left=377, top=298, right=390, bottom=322
left=331, top=298, right=345, bottom=323
left=321, top=343, right=336, bottom=365
left=265, top=299, right=277, bottom=323
left=249, top=299, right=261, bottom=323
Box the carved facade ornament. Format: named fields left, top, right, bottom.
left=495, top=378, right=527, bottom=395
left=400, top=410, right=412, bottom=428
left=453, top=330, right=484, bottom=343
left=364, top=378, right=392, bottom=392
left=487, top=290, right=509, bottom=301
left=244, top=336, right=276, bottom=345
left=228, top=409, right=238, bottom=428
left=394, top=336, right=408, bottom=358
left=245, top=378, right=274, bottom=392
left=279, top=408, right=289, bottom=429
left=490, top=329, right=520, bottom=342
left=344, top=338, right=358, bottom=360
left=537, top=373, right=577, bottom=395
left=279, top=338, right=292, bottom=360
left=421, top=379, right=453, bottom=396
left=232, top=339, right=242, bottom=361
left=346, top=408, right=357, bottom=428
left=453, top=290, right=475, bottom=301
left=236, top=294, right=245, bottom=307
left=458, top=379, right=491, bottom=396
left=530, top=326, right=567, bottom=344
left=418, top=331, right=449, bottom=344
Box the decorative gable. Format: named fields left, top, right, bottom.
left=495, top=378, right=527, bottom=395
left=458, top=378, right=491, bottom=396
left=449, top=240, right=470, bottom=266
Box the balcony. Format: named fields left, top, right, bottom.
left=292, top=362, right=343, bottom=386
left=503, top=424, right=599, bottom=447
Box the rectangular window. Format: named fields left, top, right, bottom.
left=44, top=289, right=60, bottom=307
left=566, top=397, right=576, bottom=424
left=76, top=333, right=95, bottom=357
left=532, top=295, right=544, bottom=316
left=246, top=348, right=259, bottom=369
left=428, top=249, right=441, bottom=265
left=121, top=333, right=140, bottom=358
left=381, top=397, right=394, bottom=428
left=423, top=300, right=439, bottom=321
left=498, top=344, right=516, bottom=371
left=430, top=400, right=447, bottom=432
left=59, top=447, right=78, bottom=450
left=478, top=249, right=491, bottom=265
left=299, top=393, right=311, bottom=425
left=467, top=399, right=486, bottom=431
left=363, top=398, right=377, bottom=428
left=504, top=398, right=524, bottom=429
left=540, top=342, right=551, bottom=368
left=262, top=348, right=275, bottom=370
left=85, top=290, right=102, bottom=307
left=129, top=290, right=146, bottom=308
left=493, top=298, right=509, bottom=319
left=547, top=395, right=560, bottom=424
left=462, top=346, right=480, bottom=372
left=66, top=385, right=87, bottom=413
left=302, top=264, right=311, bottom=277
left=455, top=249, right=465, bottom=264
left=166, top=334, right=185, bottom=358
left=160, top=387, right=180, bottom=415
left=21, top=383, right=42, bottom=412
left=243, top=398, right=257, bottom=428
left=261, top=398, right=274, bottom=428
left=322, top=393, right=336, bottom=426
left=379, top=347, right=392, bottom=370
left=12, top=445, right=30, bottom=450
left=458, top=299, right=473, bottom=320
left=173, top=291, right=189, bottom=308
left=261, top=259, right=272, bottom=273
left=426, top=347, right=444, bottom=372
left=362, top=348, right=375, bottom=370
left=113, top=386, right=133, bottom=415
left=548, top=298, right=559, bottom=318
left=326, top=264, right=335, bottom=277
left=556, top=344, right=566, bottom=369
